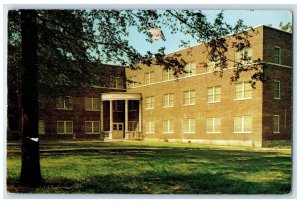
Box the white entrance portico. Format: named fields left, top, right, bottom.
left=101, top=92, right=142, bottom=140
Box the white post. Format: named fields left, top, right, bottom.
left=138, top=100, right=142, bottom=132
left=109, top=100, right=113, bottom=139
left=125, top=99, right=128, bottom=139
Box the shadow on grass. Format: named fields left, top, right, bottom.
left=7, top=147, right=292, bottom=194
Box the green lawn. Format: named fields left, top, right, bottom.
left=6, top=141, right=292, bottom=194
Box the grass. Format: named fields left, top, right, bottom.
left=6, top=141, right=292, bottom=194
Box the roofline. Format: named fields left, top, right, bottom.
left=164, top=24, right=292, bottom=56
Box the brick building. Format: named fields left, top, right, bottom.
left=9, top=25, right=292, bottom=147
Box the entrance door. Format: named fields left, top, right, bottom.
left=112, top=123, right=124, bottom=139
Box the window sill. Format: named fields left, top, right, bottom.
left=183, top=104, right=196, bottom=106
left=183, top=132, right=196, bottom=134
left=273, top=131, right=280, bottom=134
left=234, top=132, right=252, bottom=134
left=207, top=132, right=221, bottom=134
left=207, top=101, right=221, bottom=104
left=162, top=106, right=174, bottom=108
left=273, top=98, right=281, bottom=100
left=146, top=108, right=154, bottom=110
left=163, top=132, right=174, bottom=134
left=234, top=98, right=252, bottom=101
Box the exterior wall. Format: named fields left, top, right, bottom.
left=126, top=26, right=265, bottom=147
left=262, top=26, right=293, bottom=145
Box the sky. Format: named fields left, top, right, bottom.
left=128, top=10, right=293, bottom=55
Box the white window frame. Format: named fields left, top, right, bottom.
left=273, top=115, right=280, bottom=133
left=234, top=48, right=253, bottom=66
left=184, top=62, right=196, bottom=77
left=273, top=81, right=281, bottom=99
left=85, top=121, right=100, bottom=134
left=207, top=61, right=221, bottom=73
left=85, top=97, right=100, bottom=111
left=127, top=76, right=137, bottom=88
left=38, top=120, right=45, bottom=135
left=207, top=86, right=221, bottom=103
left=234, top=82, right=252, bottom=100
left=128, top=121, right=138, bottom=131
left=162, top=69, right=173, bottom=81
left=113, top=100, right=123, bottom=112
left=183, top=90, right=196, bottom=106
left=110, top=76, right=124, bottom=89
left=163, top=119, right=174, bottom=133
left=206, top=117, right=221, bottom=133
left=128, top=100, right=137, bottom=111
left=145, top=121, right=155, bottom=134
left=274, top=46, right=281, bottom=64
left=146, top=96, right=154, bottom=110
left=234, top=116, right=252, bottom=133
left=163, top=93, right=174, bottom=108
left=56, top=96, right=73, bottom=110
left=145, top=71, right=154, bottom=85
left=183, top=118, right=196, bottom=133
left=57, top=121, right=73, bottom=134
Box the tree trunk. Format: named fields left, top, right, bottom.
left=20, top=10, right=42, bottom=186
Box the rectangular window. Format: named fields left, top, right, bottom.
left=85, top=97, right=100, bottom=111
left=273, top=81, right=281, bottom=99
left=273, top=115, right=280, bottom=133
left=234, top=116, right=252, bottom=133
left=129, top=100, right=137, bottom=111
left=274, top=47, right=281, bottom=64
left=38, top=120, right=45, bottom=135
left=183, top=90, right=196, bottom=105
left=207, top=86, right=221, bottom=103
left=57, top=121, right=73, bottom=134
left=56, top=96, right=73, bottom=110
left=163, top=119, right=174, bottom=133
left=235, top=48, right=253, bottom=65
left=235, top=82, right=252, bottom=100
left=183, top=118, right=196, bottom=133
left=145, top=71, right=154, bottom=85
left=145, top=121, right=155, bottom=134
left=113, top=100, right=123, bottom=112
left=207, top=118, right=221, bottom=133
left=127, top=76, right=137, bottom=88
left=146, top=96, right=154, bottom=109
left=184, top=62, right=196, bottom=77
left=207, top=61, right=221, bottom=73
left=162, top=69, right=174, bottom=81
left=129, top=121, right=138, bottom=131
left=163, top=93, right=174, bottom=107
left=110, top=77, right=124, bottom=89
left=85, top=121, right=100, bottom=134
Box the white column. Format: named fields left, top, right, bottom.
left=109, top=100, right=113, bottom=139
left=125, top=100, right=128, bottom=139
left=138, top=100, right=142, bottom=132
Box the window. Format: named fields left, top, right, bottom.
left=235, top=82, right=252, bottom=100
left=274, top=81, right=281, bottom=99
left=183, top=118, right=196, bottom=133
left=38, top=120, right=45, bottom=135
left=162, top=69, right=173, bottom=81
left=57, top=121, right=73, bottom=134
left=273, top=115, right=280, bottom=133
left=110, top=77, right=124, bottom=89
left=184, top=62, right=196, bottom=77
left=85, top=121, right=100, bottom=134
left=85, top=97, right=100, bottom=111
left=234, top=116, right=252, bottom=133
left=183, top=90, right=196, bottom=105
left=207, top=86, right=221, bottom=103
left=235, top=48, right=253, bottom=65
left=38, top=97, right=44, bottom=109
left=163, top=93, right=174, bottom=107
left=207, top=118, right=221, bottom=133
left=127, top=76, right=137, bottom=88
left=163, top=119, right=174, bottom=133
left=145, top=71, right=154, bottom=85
left=145, top=121, right=155, bottom=134
left=129, top=121, right=138, bottom=131
left=56, top=96, right=73, bottom=110
left=146, top=96, right=154, bottom=109
left=207, top=61, right=221, bottom=73
left=113, top=100, right=123, bottom=112
left=274, top=47, right=281, bottom=64
left=129, top=100, right=137, bottom=111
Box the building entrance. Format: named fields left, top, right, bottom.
left=112, top=123, right=124, bottom=139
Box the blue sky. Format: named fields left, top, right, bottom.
left=128, top=10, right=292, bottom=55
